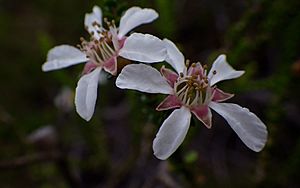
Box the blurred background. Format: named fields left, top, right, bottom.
left=1, top=0, right=300, bottom=187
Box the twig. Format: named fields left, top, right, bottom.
left=0, top=151, right=61, bottom=169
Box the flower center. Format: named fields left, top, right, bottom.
left=77, top=19, right=121, bottom=66
left=174, top=61, right=213, bottom=107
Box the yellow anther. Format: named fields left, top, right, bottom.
left=92, top=21, right=98, bottom=26
left=185, top=59, right=190, bottom=67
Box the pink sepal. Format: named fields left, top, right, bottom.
left=211, top=88, right=234, bottom=102
left=82, top=62, right=97, bottom=74
left=187, top=62, right=204, bottom=77
left=160, top=66, right=178, bottom=87
left=156, top=95, right=182, bottom=111
left=118, top=37, right=127, bottom=49
left=191, top=105, right=212, bottom=128
left=103, top=57, right=117, bottom=75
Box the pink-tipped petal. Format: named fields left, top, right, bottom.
left=191, top=105, right=212, bottom=128
left=211, top=88, right=234, bottom=102
left=103, top=57, right=117, bottom=75
left=156, top=95, right=182, bottom=111
left=160, top=66, right=178, bottom=87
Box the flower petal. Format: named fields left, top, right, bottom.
left=163, top=38, right=186, bottom=74
left=160, top=66, right=178, bottom=88
left=42, top=45, right=88, bottom=72
left=118, top=7, right=158, bottom=38
left=156, top=95, right=182, bottom=111
left=116, top=64, right=173, bottom=94
left=153, top=106, right=191, bottom=160
left=119, top=33, right=166, bottom=63
left=208, top=54, right=245, bottom=86
left=84, top=6, right=103, bottom=38
left=211, top=88, right=234, bottom=102
left=75, top=67, right=101, bottom=121
left=209, top=102, right=268, bottom=152
left=191, top=105, right=212, bottom=128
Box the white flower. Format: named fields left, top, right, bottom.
left=116, top=39, right=268, bottom=160
left=42, top=6, right=166, bottom=121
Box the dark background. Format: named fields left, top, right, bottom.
left=0, top=0, right=300, bottom=187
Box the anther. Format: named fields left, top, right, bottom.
left=203, top=64, right=208, bottom=69
left=191, top=63, right=196, bottom=67
left=185, top=59, right=190, bottom=67
left=104, top=17, right=108, bottom=23
left=92, top=21, right=98, bottom=26
left=80, top=37, right=85, bottom=42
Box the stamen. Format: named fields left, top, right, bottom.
left=185, top=59, right=190, bottom=67
left=173, top=61, right=213, bottom=107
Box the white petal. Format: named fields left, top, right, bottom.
left=116, top=64, right=173, bottom=94
left=84, top=6, right=103, bottom=39
left=209, top=102, right=268, bottom=152
left=153, top=106, right=191, bottom=160
left=208, top=54, right=245, bottom=86
left=119, top=33, right=166, bottom=63
left=42, top=45, right=88, bottom=71
left=163, top=38, right=186, bottom=74
left=75, top=68, right=101, bottom=121
left=118, top=7, right=158, bottom=38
